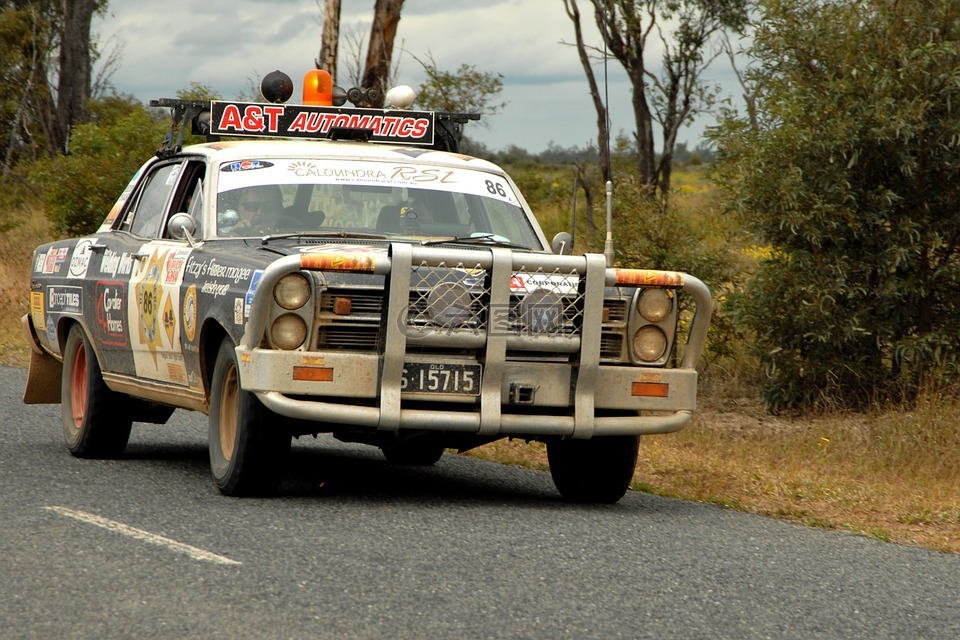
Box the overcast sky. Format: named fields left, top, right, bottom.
left=94, top=0, right=741, bottom=154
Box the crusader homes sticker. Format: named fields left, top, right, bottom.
left=95, top=282, right=127, bottom=347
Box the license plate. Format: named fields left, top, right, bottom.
left=401, top=362, right=482, bottom=395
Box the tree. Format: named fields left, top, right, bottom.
left=562, top=0, right=611, bottom=184
left=648, top=0, right=747, bottom=192
left=564, top=0, right=746, bottom=193
left=0, top=0, right=105, bottom=172
left=361, top=0, right=403, bottom=106
left=412, top=52, right=505, bottom=150
left=56, top=0, right=98, bottom=153
left=709, top=0, right=960, bottom=411
left=321, top=0, right=402, bottom=99
left=315, top=0, right=340, bottom=82
left=0, top=1, right=59, bottom=171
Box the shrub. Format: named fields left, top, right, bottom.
left=29, top=100, right=167, bottom=236
left=710, top=0, right=960, bottom=411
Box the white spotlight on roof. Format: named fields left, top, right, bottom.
left=385, top=85, right=416, bottom=109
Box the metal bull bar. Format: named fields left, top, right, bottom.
left=240, top=243, right=713, bottom=438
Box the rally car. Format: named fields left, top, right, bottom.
left=22, top=76, right=712, bottom=503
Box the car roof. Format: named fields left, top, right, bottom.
left=178, top=138, right=505, bottom=173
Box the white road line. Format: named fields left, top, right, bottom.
left=44, top=506, right=242, bottom=566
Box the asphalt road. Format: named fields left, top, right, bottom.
left=1, top=365, right=958, bottom=639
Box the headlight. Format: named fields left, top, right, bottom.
left=633, top=326, right=667, bottom=362
left=427, top=282, right=473, bottom=326
left=271, top=314, right=307, bottom=349
left=274, top=273, right=311, bottom=310
left=636, top=288, right=673, bottom=322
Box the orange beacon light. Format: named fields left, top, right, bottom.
left=303, top=69, right=333, bottom=106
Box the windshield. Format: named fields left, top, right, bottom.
left=214, top=157, right=542, bottom=249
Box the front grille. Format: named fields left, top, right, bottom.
left=314, top=264, right=636, bottom=363
left=316, top=288, right=381, bottom=350
left=320, top=290, right=382, bottom=315
left=600, top=332, right=624, bottom=360
left=407, top=261, right=488, bottom=334
left=318, top=325, right=380, bottom=350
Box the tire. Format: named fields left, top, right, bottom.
left=381, top=437, right=445, bottom=466
left=208, top=338, right=290, bottom=496
left=547, top=435, right=640, bottom=504
left=61, top=324, right=132, bottom=458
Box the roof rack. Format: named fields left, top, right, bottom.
left=149, top=98, right=479, bottom=159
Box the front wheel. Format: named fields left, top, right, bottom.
left=208, top=338, right=291, bottom=496
left=61, top=324, right=132, bottom=458
left=547, top=435, right=640, bottom=504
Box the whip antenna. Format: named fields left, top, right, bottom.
left=602, top=23, right=614, bottom=267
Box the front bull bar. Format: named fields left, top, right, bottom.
left=237, top=244, right=713, bottom=438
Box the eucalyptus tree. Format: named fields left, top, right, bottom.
left=564, top=0, right=747, bottom=193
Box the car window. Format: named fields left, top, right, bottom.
left=187, top=179, right=203, bottom=236
left=170, top=161, right=206, bottom=238
left=127, top=163, right=181, bottom=238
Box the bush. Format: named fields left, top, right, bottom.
left=29, top=99, right=167, bottom=237
left=607, top=170, right=752, bottom=370
left=710, top=1, right=960, bottom=411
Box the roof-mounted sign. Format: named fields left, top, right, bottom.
left=209, top=101, right=435, bottom=146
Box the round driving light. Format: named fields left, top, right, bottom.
left=520, top=289, right=564, bottom=334
left=636, top=288, right=673, bottom=322
left=274, top=273, right=310, bottom=310
left=260, top=70, right=294, bottom=103
left=271, top=314, right=307, bottom=350
left=427, top=282, right=473, bottom=326
left=633, top=326, right=667, bottom=362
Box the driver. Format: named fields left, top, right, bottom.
left=231, top=185, right=283, bottom=234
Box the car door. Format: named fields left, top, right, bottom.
left=119, top=157, right=205, bottom=388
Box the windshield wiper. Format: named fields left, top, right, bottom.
left=421, top=233, right=531, bottom=250
left=260, top=230, right=388, bottom=244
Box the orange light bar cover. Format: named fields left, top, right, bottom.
left=293, top=366, right=335, bottom=382
left=631, top=381, right=669, bottom=398
left=615, top=269, right=684, bottom=287
left=300, top=253, right=376, bottom=272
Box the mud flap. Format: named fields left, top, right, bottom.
left=21, top=313, right=62, bottom=405
left=23, top=346, right=62, bottom=404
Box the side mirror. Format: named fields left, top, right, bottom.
left=168, top=212, right=198, bottom=241
left=551, top=232, right=573, bottom=255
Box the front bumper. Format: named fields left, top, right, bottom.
left=237, top=349, right=699, bottom=437
left=237, top=243, right=712, bottom=439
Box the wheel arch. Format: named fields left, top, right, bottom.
left=198, top=318, right=231, bottom=402
left=56, top=317, right=101, bottom=366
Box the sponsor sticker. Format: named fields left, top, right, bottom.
left=99, top=249, right=135, bottom=278
left=210, top=101, right=435, bottom=146
left=46, top=285, right=83, bottom=315
left=182, top=284, right=198, bottom=343
left=95, top=282, right=127, bottom=347
left=244, top=270, right=264, bottom=319
left=222, top=160, right=274, bottom=172
left=162, top=294, right=176, bottom=346
left=30, top=291, right=44, bottom=330
left=234, top=298, right=244, bottom=325
left=37, top=247, right=69, bottom=275
left=68, top=240, right=97, bottom=279
left=164, top=250, right=189, bottom=284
